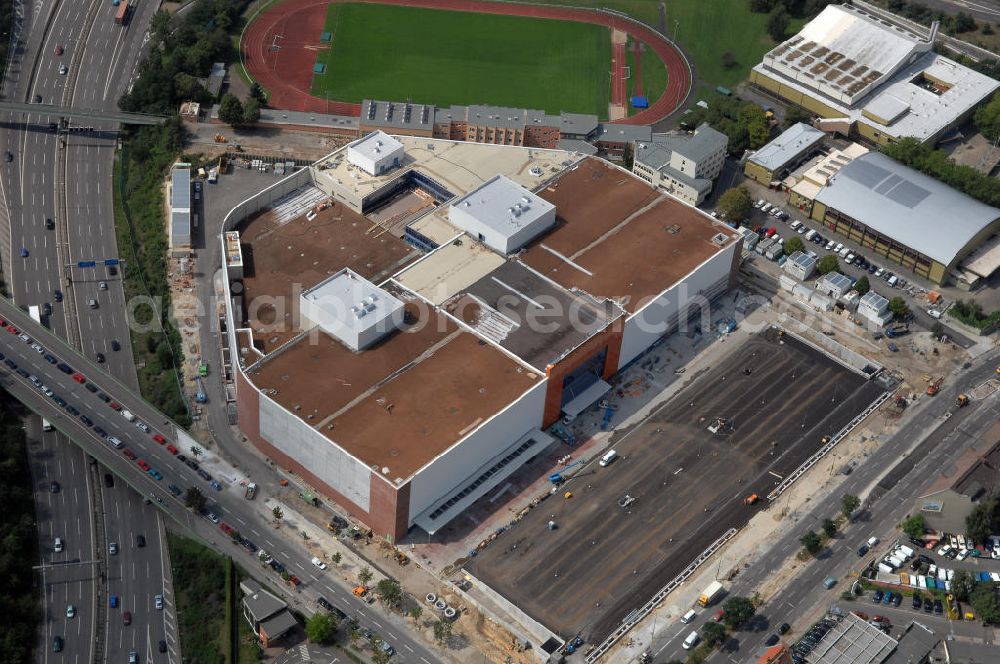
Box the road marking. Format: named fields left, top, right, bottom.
left=403, top=644, right=413, bottom=653
left=372, top=620, right=382, bottom=628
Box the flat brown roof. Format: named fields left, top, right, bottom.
left=327, top=331, right=540, bottom=481
left=238, top=199, right=417, bottom=353
left=522, top=158, right=737, bottom=313
left=246, top=301, right=541, bottom=480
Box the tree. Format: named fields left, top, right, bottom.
left=749, top=0, right=778, bottom=12
left=249, top=81, right=267, bottom=105
left=721, top=51, right=737, bottom=70
left=272, top=506, right=283, bottom=521
left=767, top=7, right=790, bottom=41
left=184, top=486, right=206, bottom=512
left=801, top=530, right=822, bottom=555
left=970, top=582, right=1000, bottom=623
left=901, top=514, right=927, bottom=540
left=954, top=12, right=977, bottom=33
left=371, top=644, right=392, bottom=664
left=358, top=566, right=373, bottom=586
left=716, top=186, right=753, bottom=223
left=983, top=22, right=995, bottom=36
left=149, top=10, right=173, bottom=43
left=783, top=105, right=811, bottom=129
left=966, top=495, right=998, bottom=544
left=721, top=596, right=756, bottom=629
left=889, top=296, right=909, bottom=319
left=191, top=445, right=202, bottom=458
left=849, top=275, right=868, bottom=296
left=817, top=255, right=839, bottom=275
left=701, top=620, right=727, bottom=646
left=331, top=552, right=342, bottom=565
left=952, top=570, right=976, bottom=602
left=841, top=493, right=861, bottom=519
left=433, top=619, right=453, bottom=645
left=375, top=578, right=402, bottom=607
left=976, top=93, right=1000, bottom=142
left=218, top=93, right=244, bottom=126
left=784, top=235, right=805, bottom=256
left=822, top=518, right=837, bottom=538
left=931, top=321, right=945, bottom=338
left=408, top=606, right=423, bottom=623
left=305, top=612, right=338, bottom=644
left=243, top=97, right=261, bottom=125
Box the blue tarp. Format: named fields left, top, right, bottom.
left=630, top=95, right=649, bottom=108
left=313, top=63, right=326, bottom=74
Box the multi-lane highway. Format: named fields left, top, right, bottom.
left=646, top=353, right=1000, bottom=663
left=0, top=300, right=445, bottom=663
left=1, top=0, right=171, bottom=661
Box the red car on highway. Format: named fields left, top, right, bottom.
left=54, top=44, right=63, bottom=56
left=71, top=373, right=86, bottom=384
left=108, top=401, right=122, bottom=411
left=152, top=434, right=166, bottom=444
left=219, top=523, right=234, bottom=536
left=122, top=448, right=137, bottom=460
left=137, top=460, right=150, bottom=471
left=165, top=444, right=178, bottom=455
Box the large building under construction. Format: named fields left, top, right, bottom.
left=222, top=135, right=742, bottom=540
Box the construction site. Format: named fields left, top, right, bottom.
left=465, top=327, right=887, bottom=642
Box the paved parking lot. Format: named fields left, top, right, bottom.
left=466, top=329, right=886, bottom=642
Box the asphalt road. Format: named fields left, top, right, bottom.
left=647, top=353, right=1000, bottom=663
left=29, top=418, right=98, bottom=664
left=0, top=0, right=172, bottom=661
left=0, top=300, right=446, bottom=664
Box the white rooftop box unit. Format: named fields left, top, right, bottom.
left=299, top=268, right=405, bottom=352
left=347, top=130, right=404, bottom=176
left=448, top=174, right=556, bottom=254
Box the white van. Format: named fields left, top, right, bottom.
left=789, top=220, right=802, bottom=231
left=838, top=247, right=850, bottom=259
left=107, top=436, right=123, bottom=449
left=681, top=609, right=697, bottom=624
left=599, top=450, right=618, bottom=467
left=804, top=229, right=817, bottom=241
left=887, top=275, right=898, bottom=287
left=54, top=537, right=63, bottom=552
left=121, top=409, right=136, bottom=422
left=42, top=418, right=53, bottom=432
left=682, top=631, right=700, bottom=650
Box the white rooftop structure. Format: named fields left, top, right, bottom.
left=814, top=152, right=1000, bottom=267
left=749, top=123, right=826, bottom=173
left=762, top=5, right=932, bottom=106
left=448, top=174, right=556, bottom=254
left=754, top=4, right=999, bottom=143
left=347, top=130, right=405, bottom=176
left=299, top=269, right=405, bottom=352
left=170, top=164, right=191, bottom=253
left=816, top=271, right=852, bottom=298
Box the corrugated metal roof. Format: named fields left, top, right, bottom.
left=171, top=167, right=190, bottom=209
left=749, top=123, right=826, bottom=173
left=814, top=152, right=1000, bottom=266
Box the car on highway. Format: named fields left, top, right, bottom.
left=109, top=542, right=118, bottom=555
left=154, top=594, right=163, bottom=610
left=378, top=641, right=395, bottom=657
left=122, top=611, right=131, bottom=626
left=54, top=44, right=63, bottom=55
left=85, top=383, right=97, bottom=393
left=152, top=433, right=166, bottom=444
left=109, top=401, right=122, bottom=411
left=111, top=339, right=120, bottom=351
left=53, top=636, right=63, bottom=652
left=104, top=473, right=115, bottom=488
left=317, top=597, right=334, bottom=611
left=54, top=289, right=62, bottom=302
left=51, top=481, right=60, bottom=493
left=65, top=405, right=79, bottom=416
left=71, top=372, right=86, bottom=384
left=135, top=421, right=150, bottom=433
left=43, top=353, right=56, bottom=364
left=110, top=595, right=118, bottom=608
left=128, top=651, right=138, bottom=664
left=158, top=641, right=167, bottom=654
left=219, top=522, right=234, bottom=535
left=137, top=459, right=150, bottom=471
left=20, top=247, right=28, bottom=257
left=168, top=484, right=182, bottom=497
left=148, top=468, right=163, bottom=480
left=58, top=64, right=67, bottom=75
left=269, top=559, right=285, bottom=573
left=198, top=469, right=212, bottom=481
left=166, top=444, right=178, bottom=455
left=93, top=426, right=107, bottom=438
left=210, top=479, right=222, bottom=491
left=80, top=415, right=92, bottom=427
left=136, top=535, right=145, bottom=548
left=4, top=151, right=12, bottom=163
left=54, top=537, right=63, bottom=552
left=88, top=298, right=97, bottom=309
left=95, top=352, right=105, bottom=363
left=99, top=281, right=107, bottom=290
left=311, top=556, right=327, bottom=570
left=66, top=604, right=75, bottom=618
left=206, top=511, right=219, bottom=523
left=32, top=95, right=41, bottom=103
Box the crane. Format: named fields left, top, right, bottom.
left=549, top=459, right=585, bottom=484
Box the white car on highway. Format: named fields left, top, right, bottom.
left=311, top=556, right=327, bottom=570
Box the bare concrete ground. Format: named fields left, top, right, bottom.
left=466, top=329, right=886, bottom=642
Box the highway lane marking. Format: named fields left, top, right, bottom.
left=403, top=644, right=413, bottom=652
left=372, top=620, right=382, bottom=628
left=387, top=631, right=397, bottom=639
left=420, top=658, right=431, bottom=664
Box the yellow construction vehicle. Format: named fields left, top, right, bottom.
left=956, top=394, right=970, bottom=408
left=214, top=133, right=227, bottom=143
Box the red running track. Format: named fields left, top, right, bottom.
left=242, top=0, right=691, bottom=124
left=611, top=39, right=627, bottom=111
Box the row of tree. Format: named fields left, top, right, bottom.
left=882, top=138, right=1000, bottom=209
left=683, top=97, right=772, bottom=157
left=801, top=494, right=861, bottom=555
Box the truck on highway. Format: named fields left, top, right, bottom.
left=115, top=1, right=129, bottom=25
left=697, top=581, right=725, bottom=607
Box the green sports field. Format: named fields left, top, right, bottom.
left=311, top=3, right=611, bottom=116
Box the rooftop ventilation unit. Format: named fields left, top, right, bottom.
left=712, top=233, right=729, bottom=246
left=420, top=106, right=429, bottom=123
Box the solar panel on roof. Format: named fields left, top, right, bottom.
left=843, top=159, right=890, bottom=188
left=874, top=173, right=903, bottom=195
left=887, top=180, right=931, bottom=208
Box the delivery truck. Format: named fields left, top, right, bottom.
left=697, top=581, right=725, bottom=607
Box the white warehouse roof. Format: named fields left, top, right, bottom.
left=448, top=174, right=555, bottom=253
left=347, top=130, right=404, bottom=164
left=814, top=152, right=1000, bottom=266
left=749, top=123, right=826, bottom=173
left=300, top=269, right=404, bottom=351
